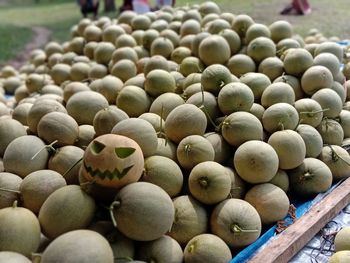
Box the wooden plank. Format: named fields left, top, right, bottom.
left=249, top=177, right=350, bottom=263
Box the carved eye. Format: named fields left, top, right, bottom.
left=91, top=141, right=106, bottom=154
left=115, top=147, right=136, bottom=159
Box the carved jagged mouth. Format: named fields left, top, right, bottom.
left=84, top=161, right=134, bottom=180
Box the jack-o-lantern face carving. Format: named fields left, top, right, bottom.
left=80, top=134, right=144, bottom=189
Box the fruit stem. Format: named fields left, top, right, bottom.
left=184, top=144, right=191, bottom=157
left=109, top=200, right=121, bottom=228
left=0, top=187, right=21, bottom=194
left=47, top=140, right=58, bottom=153
left=156, top=106, right=170, bottom=146
left=277, top=46, right=287, bottom=57
left=159, top=105, right=164, bottom=132
left=187, top=243, right=195, bottom=253
left=79, top=179, right=96, bottom=194
left=300, top=108, right=329, bottom=116
left=328, top=145, right=350, bottom=166
left=198, top=177, right=209, bottom=188
left=278, top=122, right=284, bottom=131
left=230, top=223, right=259, bottom=233
left=199, top=84, right=219, bottom=129
left=31, top=253, right=42, bottom=263
left=302, top=172, right=314, bottom=179
left=31, top=140, right=58, bottom=160
left=62, top=157, right=83, bottom=178
left=215, top=118, right=226, bottom=133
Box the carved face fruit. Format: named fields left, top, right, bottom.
left=80, top=134, right=144, bottom=189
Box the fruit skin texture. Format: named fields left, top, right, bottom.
left=221, top=111, right=263, bottom=147
left=40, top=230, right=114, bottom=263
left=0, top=172, right=22, bottom=209
left=3, top=135, right=49, bottom=178
left=38, top=185, right=96, bottom=240
left=234, top=140, right=279, bottom=184
left=164, top=104, right=207, bottom=144
left=335, top=227, right=350, bottom=252
left=296, top=124, right=323, bottom=158
left=137, top=235, right=183, bottom=263
left=210, top=198, right=261, bottom=248
left=37, top=111, right=79, bottom=147
left=329, top=250, right=350, bottom=263
left=244, top=183, right=290, bottom=225
left=201, top=64, right=233, bottom=95
left=198, top=35, right=231, bottom=66
left=283, top=48, right=314, bottom=77
left=188, top=161, right=232, bottom=205
left=184, top=234, right=232, bottom=263
left=0, top=118, right=27, bottom=157
left=319, top=145, right=350, bottom=181
left=176, top=135, right=215, bottom=170
left=262, top=102, right=299, bottom=133
left=141, top=155, right=183, bottom=197
left=20, top=169, right=67, bottom=214
left=247, top=37, right=276, bottom=63
left=267, top=129, right=306, bottom=170
left=0, top=204, right=41, bottom=257
left=66, top=90, right=109, bottom=125
left=301, top=65, right=333, bottom=96
left=0, top=251, right=32, bottom=263
left=111, top=182, right=175, bottom=241
left=144, top=69, right=176, bottom=98
left=168, top=195, right=208, bottom=245
left=288, top=157, right=333, bottom=197
left=111, top=118, right=158, bottom=158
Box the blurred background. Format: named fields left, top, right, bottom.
left=0, top=0, right=350, bottom=65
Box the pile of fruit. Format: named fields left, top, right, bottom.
left=1, top=1, right=350, bottom=262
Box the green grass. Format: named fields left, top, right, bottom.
left=0, top=1, right=83, bottom=62
left=0, top=2, right=81, bottom=40
left=0, top=24, right=32, bottom=61
left=1, top=0, right=350, bottom=63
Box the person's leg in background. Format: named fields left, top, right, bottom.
left=79, top=0, right=88, bottom=18
left=280, top=0, right=311, bottom=15
left=292, top=0, right=311, bottom=15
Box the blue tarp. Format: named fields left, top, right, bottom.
left=230, top=199, right=313, bottom=263
left=229, top=182, right=342, bottom=263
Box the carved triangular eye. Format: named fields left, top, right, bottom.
left=115, top=147, right=136, bottom=158
left=91, top=141, right=106, bottom=154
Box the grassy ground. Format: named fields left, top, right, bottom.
left=0, top=24, right=32, bottom=62
left=1, top=0, right=350, bottom=63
